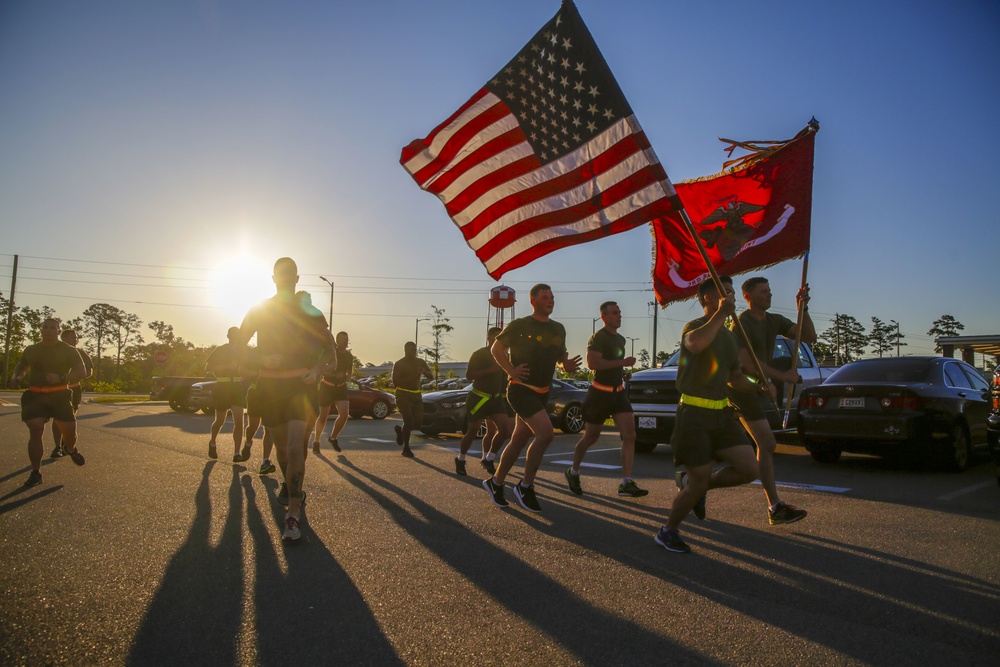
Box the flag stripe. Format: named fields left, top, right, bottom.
left=401, top=88, right=493, bottom=169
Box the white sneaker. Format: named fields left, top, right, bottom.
left=282, top=515, right=301, bottom=541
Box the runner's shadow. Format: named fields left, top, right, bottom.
left=127, top=464, right=244, bottom=665
left=331, top=458, right=705, bottom=665
left=0, top=485, right=62, bottom=514
left=244, top=476, right=402, bottom=664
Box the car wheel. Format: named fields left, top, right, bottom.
left=370, top=400, right=389, bottom=420
left=634, top=439, right=657, bottom=454
left=945, top=423, right=971, bottom=472
left=560, top=403, right=584, bottom=434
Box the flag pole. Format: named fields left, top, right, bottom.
left=783, top=252, right=809, bottom=428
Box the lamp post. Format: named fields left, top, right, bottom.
left=625, top=336, right=638, bottom=359
left=592, top=317, right=601, bottom=334
left=415, top=317, right=430, bottom=352
left=319, top=276, right=334, bottom=332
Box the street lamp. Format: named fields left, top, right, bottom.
left=625, top=336, right=638, bottom=359
left=415, top=317, right=430, bottom=352
left=319, top=276, right=335, bottom=332
left=592, top=317, right=601, bottom=334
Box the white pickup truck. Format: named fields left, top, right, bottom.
left=626, top=337, right=837, bottom=453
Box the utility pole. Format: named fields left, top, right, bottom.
left=415, top=317, right=430, bottom=353
left=2, top=255, right=17, bottom=388
left=835, top=313, right=841, bottom=366
left=319, top=276, right=334, bottom=332
left=649, top=301, right=659, bottom=366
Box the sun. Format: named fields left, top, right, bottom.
left=209, top=255, right=275, bottom=324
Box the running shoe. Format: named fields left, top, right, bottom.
left=618, top=479, right=649, bottom=498
left=480, top=458, right=496, bottom=475
left=312, top=441, right=320, bottom=455
left=232, top=454, right=243, bottom=463
left=513, top=482, right=542, bottom=513
left=23, top=470, right=42, bottom=487
left=329, top=437, right=341, bottom=453
left=675, top=470, right=706, bottom=520
left=240, top=444, right=252, bottom=461
left=482, top=477, right=508, bottom=507
left=401, top=446, right=414, bottom=458
left=565, top=468, right=583, bottom=495
left=768, top=502, right=808, bottom=525
left=282, top=515, right=301, bottom=542
left=654, top=527, right=691, bottom=553
left=455, top=457, right=467, bottom=476
left=258, top=459, right=276, bottom=475
left=208, top=442, right=218, bottom=460
left=394, top=424, right=403, bottom=446
left=67, top=448, right=85, bottom=466
left=50, top=446, right=65, bottom=459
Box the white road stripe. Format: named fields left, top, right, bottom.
left=550, top=460, right=621, bottom=470
left=939, top=480, right=995, bottom=501
left=752, top=480, right=851, bottom=494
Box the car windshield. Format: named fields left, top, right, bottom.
left=661, top=350, right=681, bottom=367
left=826, top=358, right=933, bottom=384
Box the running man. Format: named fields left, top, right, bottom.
left=9, top=318, right=89, bottom=487
left=244, top=377, right=276, bottom=475
left=730, top=276, right=813, bottom=525
left=565, top=301, right=647, bottom=498
left=51, top=328, right=93, bottom=458
left=237, top=258, right=335, bottom=542
left=455, top=327, right=510, bottom=476
left=391, top=342, right=432, bottom=458
left=205, top=326, right=249, bottom=463
left=312, top=331, right=354, bottom=454
left=483, top=284, right=581, bottom=512
left=654, top=277, right=771, bottom=553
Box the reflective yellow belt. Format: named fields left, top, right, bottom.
left=259, top=367, right=308, bottom=380
left=591, top=380, right=624, bottom=393
left=397, top=387, right=422, bottom=394
left=510, top=381, right=549, bottom=394
left=468, top=388, right=496, bottom=415
left=679, top=393, right=729, bottom=410
left=68, top=383, right=82, bottom=389
left=320, top=378, right=346, bottom=387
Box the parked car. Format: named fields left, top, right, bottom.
left=987, top=366, right=1000, bottom=486
left=151, top=376, right=211, bottom=413
left=797, top=356, right=991, bottom=471
left=189, top=380, right=396, bottom=420
left=627, top=337, right=835, bottom=453
left=419, top=379, right=587, bottom=435
left=565, top=379, right=592, bottom=390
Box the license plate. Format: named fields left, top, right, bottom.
left=839, top=397, right=864, bottom=409
left=638, top=417, right=657, bottom=429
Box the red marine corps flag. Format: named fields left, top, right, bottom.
left=401, top=1, right=680, bottom=279
left=652, top=121, right=819, bottom=304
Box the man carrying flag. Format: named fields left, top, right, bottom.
left=401, top=0, right=680, bottom=278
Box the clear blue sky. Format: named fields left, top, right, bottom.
left=1, top=0, right=997, bottom=367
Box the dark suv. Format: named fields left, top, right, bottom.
left=988, top=366, right=1000, bottom=487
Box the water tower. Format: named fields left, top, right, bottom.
left=487, top=285, right=516, bottom=330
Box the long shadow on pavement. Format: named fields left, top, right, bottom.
left=331, top=458, right=705, bottom=665
left=127, top=463, right=244, bottom=666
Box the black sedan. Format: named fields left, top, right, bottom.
left=190, top=380, right=396, bottom=420
left=419, top=379, right=587, bottom=436
left=987, top=365, right=1000, bottom=486
left=797, top=356, right=991, bottom=471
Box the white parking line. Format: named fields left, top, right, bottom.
left=752, top=480, right=851, bottom=494
left=939, top=480, right=995, bottom=501
left=358, top=438, right=397, bottom=443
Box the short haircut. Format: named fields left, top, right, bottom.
left=60, top=329, right=77, bottom=342
left=404, top=341, right=417, bottom=350
left=487, top=326, right=503, bottom=336
left=42, top=317, right=61, bottom=328
left=273, top=257, right=298, bottom=276
left=698, top=275, right=733, bottom=303
left=227, top=326, right=240, bottom=340
left=741, top=276, right=769, bottom=295
left=599, top=301, right=618, bottom=314
left=336, top=331, right=348, bottom=339
left=529, top=283, right=551, bottom=299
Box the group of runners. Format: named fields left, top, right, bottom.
left=10, top=257, right=814, bottom=552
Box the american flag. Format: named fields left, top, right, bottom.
left=400, top=1, right=680, bottom=279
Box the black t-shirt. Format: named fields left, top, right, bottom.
left=496, top=316, right=567, bottom=388
left=392, top=356, right=431, bottom=391
left=242, top=292, right=331, bottom=371
left=589, top=328, right=626, bottom=386
left=206, top=342, right=241, bottom=378
left=467, top=345, right=504, bottom=394
left=733, top=311, right=794, bottom=362
left=323, top=348, right=354, bottom=384
left=677, top=315, right=740, bottom=401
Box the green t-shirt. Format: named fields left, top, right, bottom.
left=588, top=328, right=626, bottom=386
left=19, top=341, right=84, bottom=387
left=677, top=315, right=740, bottom=401
left=733, top=311, right=794, bottom=362
left=467, top=346, right=504, bottom=394
left=496, top=316, right=567, bottom=388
